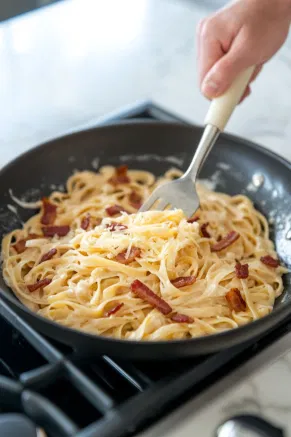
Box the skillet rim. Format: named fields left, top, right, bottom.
left=1, top=119, right=291, bottom=349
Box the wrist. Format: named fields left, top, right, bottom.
left=244, top=0, right=291, bottom=20
left=260, top=0, right=291, bottom=19
left=276, top=0, right=291, bottom=18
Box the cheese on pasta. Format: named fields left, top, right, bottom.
left=1, top=166, right=286, bottom=340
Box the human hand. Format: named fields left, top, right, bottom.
left=197, top=0, right=291, bottom=101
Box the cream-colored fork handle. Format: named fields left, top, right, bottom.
left=186, top=66, right=256, bottom=181
left=204, top=66, right=255, bottom=131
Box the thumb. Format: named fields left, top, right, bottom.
left=201, top=40, right=253, bottom=99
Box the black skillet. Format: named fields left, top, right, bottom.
left=1, top=120, right=291, bottom=360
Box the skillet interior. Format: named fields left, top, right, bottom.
left=1, top=120, right=291, bottom=359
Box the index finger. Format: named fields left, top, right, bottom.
left=197, top=21, right=225, bottom=87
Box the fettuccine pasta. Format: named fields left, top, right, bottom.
left=1, top=166, right=286, bottom=340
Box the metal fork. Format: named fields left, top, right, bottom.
left=139, top=67, right=255, bottom=218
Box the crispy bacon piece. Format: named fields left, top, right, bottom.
left=235, top=262, right=249, bottom=279
left=81, top=214, right=91, bottom=230
left=211, top=231, right=239, bottom=252
left=201, top=222, right=210, bottom=238
left=130, top=280, right=172, bottom=315
left=81, top=214, right=102, bottom=230
left=108, top=165, right=130, bottom=185
left=104, top=302, right=124, bottom=317
left=260, top=255, right=280, bottom=268
left=106, top=204, right=129, bottom=216
left=39, top=248, right=57, bottom=264
left=106, top=222, right=128, bottom=232
left=171, top=313, right=194, bottom=323
left=171, top=276, right=196, bottom=288
left=187, top=216, right=199, bottom=223
left=115, top=247, right=141, bottom=264
left=41, top=198, right=57, bottom=225
left=12, top=234, right=39, bottom=254
left=27, top=278, right=52, bottom=292
left=42, top=226, right=70, bottom=237
left=226, top=288, right=246, bottom=312
left=129, top=191, right=143, bottom=209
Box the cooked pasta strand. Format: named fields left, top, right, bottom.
left=1, top=166, right=286, bottom=340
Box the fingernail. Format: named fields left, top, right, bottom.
left=202, top=75, right=220, bottom=98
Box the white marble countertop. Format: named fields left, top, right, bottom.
left=1, top=0, right=291, bottom=436
left=2, top=0, right=291, bottom=167
left=139, top=331, right=291, bottom=437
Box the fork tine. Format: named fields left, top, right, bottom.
left=139, top=195, right=159, bottom=212
left=154, top=198, right=170, bottom=211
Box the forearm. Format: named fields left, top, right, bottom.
left=257, top=0, right=291, bottom=18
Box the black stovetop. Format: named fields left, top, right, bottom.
left=1, top=102, right=291, bottom=437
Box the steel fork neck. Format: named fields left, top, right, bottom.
left=184, top=124, right=220, bottom=182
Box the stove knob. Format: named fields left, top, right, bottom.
left=0, top=414, right=38, bottom=437
left=216, top=414, right=284, bottom=437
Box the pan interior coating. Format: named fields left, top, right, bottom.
left=0, top=121, right=291, bottom=357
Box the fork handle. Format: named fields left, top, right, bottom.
left=186, top=66, right=255, bottom=181
left=204, top=66, right=255, bottom=131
